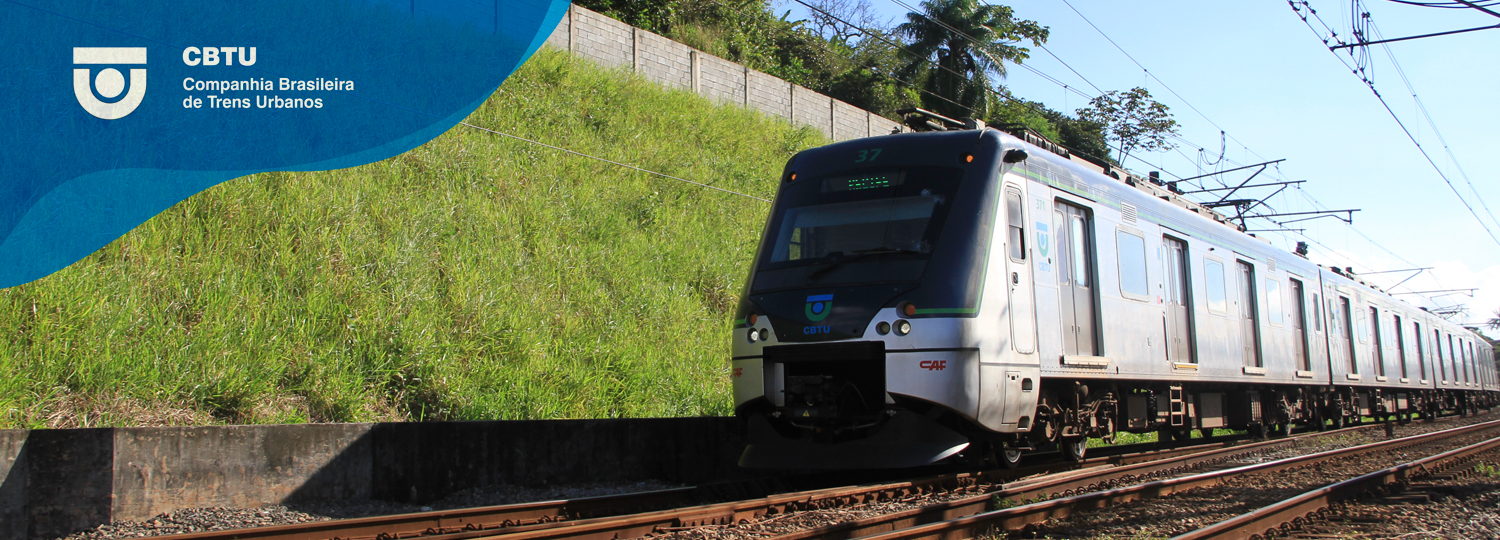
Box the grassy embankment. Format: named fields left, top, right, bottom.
left=0, top=48, right=826, bottom=429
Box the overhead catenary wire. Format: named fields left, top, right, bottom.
left=1025, top=0, right=1480, bottom=310
left=1290, top=0, right=1500, bottom=248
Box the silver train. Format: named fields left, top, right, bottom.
left=730, top=112, right=1497, bottom=469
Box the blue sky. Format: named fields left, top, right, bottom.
left=775, top=0, right=1500, bottom=328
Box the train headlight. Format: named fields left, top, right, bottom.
left=758, top=328, right=770, bottom=342
left=876, top=321, right=891, bottom=335
left=747, top=329, right=759, bottom=343
left=895, top=320, right=912, bottom=336
left=748, top=313, right=759, bottom=325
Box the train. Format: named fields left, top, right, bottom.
left=729, top=109, right=1498, bottom=469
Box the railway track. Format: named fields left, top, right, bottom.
left=1174, top=425, right=1500, bottom=539
left=143, top=421, right=1394, bottom=540
left=841, top=417, right=1500, bottom=540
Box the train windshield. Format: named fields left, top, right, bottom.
left=752, top=167, right=963, bottom=291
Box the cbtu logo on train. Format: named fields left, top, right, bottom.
left=803, top=294, right=833, bottom=334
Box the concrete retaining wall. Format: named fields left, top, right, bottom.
left=1, top=418, right=747, bottom=540
left=545, top=5, right=900, bottom=141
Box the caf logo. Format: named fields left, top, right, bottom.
left=73, top=47, right=147, bottom=119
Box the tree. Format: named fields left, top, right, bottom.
left=894, top=0, right=1047, bottom=121
left=1487, top=309, right=1500, bottom=331
left=805, top=0, right=889, bottom=47
left=1076, top=87, right=1180, bottom=165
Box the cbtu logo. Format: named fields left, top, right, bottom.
left=805, top=294, right=833, bottom=322
left=803, top=325, right=831, bottom=334
left=74, top=47, right=147, bottom=120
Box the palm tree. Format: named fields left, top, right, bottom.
left=894, top=0, right=1047, bottom=121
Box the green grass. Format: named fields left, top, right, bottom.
left=0, top=48, right=826, bottom=428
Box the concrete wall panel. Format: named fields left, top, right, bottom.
left=635, top=31, right=693, bottom=91
left=870, top=114, right=903, bottom=137
left=832, top=100, right=867, bottom=142
left=791, top=85, right=832, bottom=137
left=746, top=69, right=790, bottom=120
left=110, top=424, right=374, bottom=522
left=24, top=429, right=113, bottom=540
left=696, top=54, right=746, bottom=105
left=571, top=8, right=633, bottom=70
left=1, top=431, right=27, bottom=540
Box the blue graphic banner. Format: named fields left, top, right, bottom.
left=0, top=0, right=568, bottom=287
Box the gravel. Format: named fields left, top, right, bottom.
left=56, top=480, right=682, bottom=540
left=1001, top=414, right=1500, bottom=539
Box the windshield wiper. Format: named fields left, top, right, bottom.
left=807, top=247, right=926, bottom=281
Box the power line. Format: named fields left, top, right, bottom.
left=1024, top=0, right=1477, bottom=309
left=1290, top=0, right=1500, bottom=247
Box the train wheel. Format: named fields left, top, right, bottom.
left=1000, top=448, right=1024, bottom=469
left=1062, top=438, right=1087, bottom=462
left=1277, top=420, right=1294, bottom=438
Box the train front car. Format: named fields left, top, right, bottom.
left=732, top=128, right=1036, bottom=469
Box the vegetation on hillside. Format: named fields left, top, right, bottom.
left=0, top=49, right=824, bottom=428
left=577, top=0, right=1128, bottom=162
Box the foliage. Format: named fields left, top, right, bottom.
left=0, top=49, right=825, bottom=428
left=1076, top=86, right=1180, bottom=165
left=894, top=0, right=1047, bottom=120
left=1477, top=461, right=1500, bottom=478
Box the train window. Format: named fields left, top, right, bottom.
left=1006, top=191, right=1025, bottom=261
left=1448, top=334, right=1456, bottom=381
left=1312, top=294, right=1322, bottom=332
left=1394, top=314, right=1408, bottom=379
left=1414, top=322, right=1427, bottom=380
left=1436, top=329, right=1446, bottom=380
left=1054, top=210, right=1068, bottom=285
left=753, top=166, right=964, bottom=291
left=1265, top=278, right=1283, bottom=324
left=1362, top=307, right=1374, bottom=342
left=1205, top=259, right=1227, bottom=313
left=1116, top=230, right=1148, bottom=298
left=1070, top=216, right=1089, bottom=286
left=1371, top=307, right=1385, bottom=377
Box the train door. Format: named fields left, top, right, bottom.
left=1394, top=314, right=1408, bottom=380
left=1004, top=188, right=1035, bottom=354
left=1290, top=278, right=1310, bottom=371
left=1163, top=236, right=1194, bottom=363
left=1054, top=201, right=1097, bottom=356
left=1309, top=289, right=1326, bottom=374
left=1236, top=260, right=1262, bottom=368
left=1339, top=296, right=1356, bottom=374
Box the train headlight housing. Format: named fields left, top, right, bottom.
left=747, top=329, right=758, bottom=343
left=876, top=321, right=891, bottom=335
left=895, top=320, right=912, bottom=336
left=757, top=328, right=769, bottom=342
